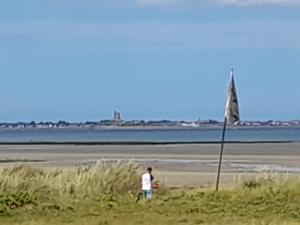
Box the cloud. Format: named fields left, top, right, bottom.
left=136, top=0, right=300, bottom=7
left=137, top=0, right=185, bottom=6
left=219, top=0, right=300, bottom=6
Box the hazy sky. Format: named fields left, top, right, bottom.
left=0, top=0, right=299, bottom=122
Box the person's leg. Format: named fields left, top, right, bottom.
left=146, top=190, right=152, bottom=199
left=143, top=190, right=148, bottom=198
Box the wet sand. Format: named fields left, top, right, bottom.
left=0, top=143, right=299, bottom=187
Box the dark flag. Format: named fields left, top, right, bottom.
left=225, top=69, right=240, bottom=125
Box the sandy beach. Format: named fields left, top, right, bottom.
left=0, top=143, right=299, bottom=187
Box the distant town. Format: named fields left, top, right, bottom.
left=0, top=111, right=299, bottom=129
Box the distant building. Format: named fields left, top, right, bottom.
left=113, top=110, right=122, bottom=125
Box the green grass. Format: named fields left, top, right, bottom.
left=0, top=162, right=299, bottom=225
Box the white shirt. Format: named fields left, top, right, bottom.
left=142, top=173, right=152, bottom=191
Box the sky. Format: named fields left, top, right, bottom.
left=0, top=0, right=300, bottom=122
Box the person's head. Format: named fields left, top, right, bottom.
left=147, top=167, right=152, bottom=174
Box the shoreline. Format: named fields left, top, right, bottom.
left=0, top=125, right=300, bottom=131
left=0, top=140, right=298, bottom=145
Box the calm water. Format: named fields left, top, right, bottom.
left=0, top=127, right=299, bottom=142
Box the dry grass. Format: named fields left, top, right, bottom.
left=0, top=162, right=299, bottom=225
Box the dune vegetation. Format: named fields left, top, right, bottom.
left=0, top=162, right=299, bottom=225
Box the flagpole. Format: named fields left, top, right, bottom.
left=216, top=116, right=227, bottom=191
left=216, top=68, right=239, bottom=191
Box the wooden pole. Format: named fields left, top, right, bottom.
left=216, top=116, right=227, bottom=191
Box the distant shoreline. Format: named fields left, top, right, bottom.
left=0, top=140, right=298, bottom=145
left=0, top=125, right=300, bottom=131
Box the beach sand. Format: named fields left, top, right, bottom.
left=0, top=143, right=299, bottom=187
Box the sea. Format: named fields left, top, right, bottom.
left=0, top=127, right=299, bottom=142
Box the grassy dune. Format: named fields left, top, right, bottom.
left=0, top=162, right=300, bottom=225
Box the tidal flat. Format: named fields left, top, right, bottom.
left=0, top=143, right=300, bottom=186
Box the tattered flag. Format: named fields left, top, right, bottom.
left=225, top=69, right=240, bottom=125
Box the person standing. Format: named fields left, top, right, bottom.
left=142, top=167, right=154, bottom=199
